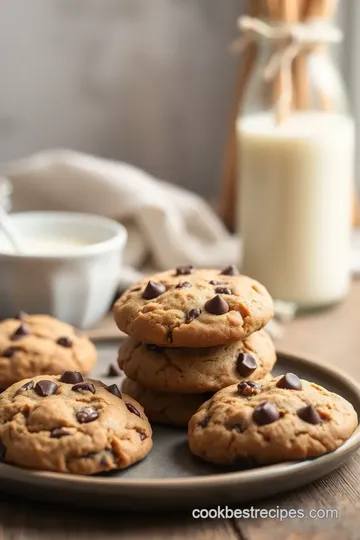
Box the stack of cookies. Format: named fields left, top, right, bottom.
left=114, top=265, right=276, bottom=426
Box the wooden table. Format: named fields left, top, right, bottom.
left=1, top=281, right=360, bottom=539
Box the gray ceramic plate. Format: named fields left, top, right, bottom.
left=0, top=348, right=360, bottom=509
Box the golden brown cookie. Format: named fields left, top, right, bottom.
left=188, top=374, right=358, bottom=465
left=113, top=266, right=273, bottom=347
left=0, top=314, right=97, bottom=388
left=122, top=378, right=211, bottom=426
left=118, top=330, right=276, bottom=393
left=0, top=372, right=152, bottom=474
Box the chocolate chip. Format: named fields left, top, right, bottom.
left=15, top=311, right=28, bottom=320
left=2, top=348, right=17, bottom=358
left=50, top=428, right=70, bottom=439
left=277, top=373, right=302, bottom=391
left=57, top=336, right=73, bottom=348
left=175, top=265, right=194, bottom=276
left=130, top=287, right=141, bottom=292
left=139, top=432, right=147, bottom=441
left=126, top=403, right=140, bottom=417
left=186, top=308, right=201, bottom=323
left=205, top=295, right=229, bottom=315
left=253, top=402, right=280, bottom=425
left=142, top=281, right=166, bottom=300
left=106, top=384, right=122, bottom=399
left=76, top=407, right=99, bottom=424
left=60, top=371, right=84, bottom=384
left=238, top=380, right=261, bottom=397
left=146, top=344, right=165, bottom=353
left=16, top=380, right=34, bottom=395
left=232, top=423, right=244, bottom=433
left=11, top=323, right=30, bottom=341
left=72, top=382, right=96, bottom=394
left=199, top=415, right=211, bottom=428
left=236, top=353, right=258, bottom=377
left=209, top=280, right=227, bottom=286
left=167, top=331, right=173, bottom=343
left=215, top=287, right=233, bottom=295
left=175, top=281, right=192, bottom=289
left=107, top=364, right=121, bottom=377
left=35, top=380, right=58, bottom=397
left=0, top=441, right=6, bottom=461
left=297, top=404, right=322, bottom=425
left=220, top=265, right=240, bottom=276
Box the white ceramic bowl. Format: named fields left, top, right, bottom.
left=0, top=212, right=127, bottom=329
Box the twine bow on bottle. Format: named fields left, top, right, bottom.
left=231, top=16, right=343, bottom=121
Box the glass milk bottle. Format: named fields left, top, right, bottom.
left=237, top=32, right=355, bottom=309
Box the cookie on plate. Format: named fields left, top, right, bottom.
left=118, top=330, right=276, bottom=393
left=122, top=378, right=212, bottom=426
left=113, top=266, right=273, bottom=347
left=0, top=372, right=152, bottom=474
left=0, top=314, right=97, bottom=388
left=188, top=373, right=358, bottom=465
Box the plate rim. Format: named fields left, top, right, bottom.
left=1, top=351, right=360, bottom=491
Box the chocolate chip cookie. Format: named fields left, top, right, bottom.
left=188, top=374, right=358, bottom=465
left=0, top=314, right=97, bottom=388
left=0, top=372, right=152, bottom=474
left=113, top=266, right=273, bottom=347
left=122, top=378, right=211, bottom=426
left=118, top=330, right=276, bottom=394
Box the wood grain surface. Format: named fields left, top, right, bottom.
left=1, top=280, right=360, bottom=539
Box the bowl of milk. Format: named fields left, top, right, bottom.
left=0, top=212, right=127, bottom=328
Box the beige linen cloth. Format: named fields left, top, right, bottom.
left=4, top=149, right=239, bottom=281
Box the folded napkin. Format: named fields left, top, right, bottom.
left=4, top=149, right=239, bottom=272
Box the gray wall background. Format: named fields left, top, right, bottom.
left=0, top=0, right=242, bottom=200
left=0, top=1, right=356, bottom=200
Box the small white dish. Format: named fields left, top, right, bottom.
left=0, top=212, right=127, bottom=329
